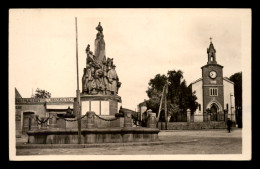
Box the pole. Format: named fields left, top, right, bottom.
left=164, top=89, right=167, bottom=130
left=230, top=94, right=233, bottom=124
left=75, top=17, right=81, bottom=144
left=156, top=85, right=165, bottom=123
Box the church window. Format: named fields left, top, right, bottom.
left=209, top=88, right=218, bottom=96
left=199, top=104, right=201, bottom=111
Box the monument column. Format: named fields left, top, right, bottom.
left=80, top=22, right=122, bottom=128
left=94, top=22, right=106, bottom=64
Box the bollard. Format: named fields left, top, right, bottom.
left=49, top=113, right=57, bottom=129
left=124, top=111, right=132, bottom=127
left=187, top=109, right=191, bottom=123
left=86, top=111, right=95, bottom=129
left=30, top=114, right=38, bottom=130
left=147, top=112, right=156, bottom=128
left=40, top=117, right=48, bottom=130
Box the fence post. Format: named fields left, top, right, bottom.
left=49, top=113, right=57, bottom=129
left=147, top=112, right=156, bottom=128
left=86, top=111, right=95, bottom=129
left=187, top=109, right=191, bottom=123
left=124, top=111, right=132, bottom=127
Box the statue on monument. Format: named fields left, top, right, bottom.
left=82, top=68, right=87, bottom=93
left=108, top=64, right=119, bottom=95
left=95, top=22, right=106, bottom=64
left=96, top=22, right=104, bottom=38
left=85, top=65, right=94, bottom=94
left=102, top=59, right=109, bottom=94
left=81, top=22, right=121, bottom=95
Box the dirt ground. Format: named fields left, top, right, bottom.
left=16, top=128, right=242, bottom=155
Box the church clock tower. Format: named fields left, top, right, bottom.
left=201, top=38, right=224, bottom=118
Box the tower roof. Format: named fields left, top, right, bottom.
left=207, top=41, right=216, bottom=54
left=206, top=37, right=217, bottom=64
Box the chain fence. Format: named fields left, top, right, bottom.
left=56, top=114, right=87, bottom=122
left=34, top=112, right=120, bottom=125
left=94, top=113, right=119, bottom=121
left=34, top=114, right=88, bottom=124
left=133, top=114, right=150, bottom=127
left=35, top=115, right=53, bottom=125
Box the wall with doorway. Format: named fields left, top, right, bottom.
left=15, top=103, right=45, bottom=137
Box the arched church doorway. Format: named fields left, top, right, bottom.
left=210, top=104, right=218, bottom=121
left=22, top=112, right=34, bottom=134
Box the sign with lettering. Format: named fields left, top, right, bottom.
left=15, top=97, right=75, bottom=104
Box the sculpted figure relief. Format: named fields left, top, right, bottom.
left=102, top=60, right=109, bottom=94
left=86, top=66, right=93, bottom=94
left=107, top=65, right=119, bottom=95
left=81, top=23, right=121, bottom=95
left=82, top=68, right=87, bottom=93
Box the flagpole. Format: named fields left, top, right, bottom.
left=75, top=17, right=81, bottom=144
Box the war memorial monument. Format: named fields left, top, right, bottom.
left=24, top=22, right=160, bottom=144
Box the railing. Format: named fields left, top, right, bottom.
left=28, top=111, right=157, bottom=131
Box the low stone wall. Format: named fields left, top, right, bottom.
left=158, top=122, right=226, bottom=130
left=56, top=116, right=124, bottom=129
left=27, top=128, right=159, bottom=144
left=27, top=112, right=159, bottom=144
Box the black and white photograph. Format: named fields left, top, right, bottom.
left=9, top=8, right=251, bottom=160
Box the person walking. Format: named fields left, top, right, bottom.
left=227, top=118, right=232, bottom=133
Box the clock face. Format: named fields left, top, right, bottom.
left=209, top=71, right=217, bottom=79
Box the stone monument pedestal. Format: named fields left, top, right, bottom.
left=79, top=94, right=122, bottom=128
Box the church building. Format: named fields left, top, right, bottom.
left=191, top=39, right=236, bottom=124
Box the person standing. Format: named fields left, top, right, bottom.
left=227, top=118, right=232, bottom=133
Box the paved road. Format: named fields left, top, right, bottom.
left=16, top=129, right=241, bottom=155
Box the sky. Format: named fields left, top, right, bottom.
left=9, top=9, right=250, bottom=111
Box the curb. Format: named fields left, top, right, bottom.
left=16, top=140, right=198, bottom=149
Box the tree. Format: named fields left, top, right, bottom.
left=229, top=72, right=242, bottom=109
left=145, top=70, right=198, bottom=122
left=33, top=88, right=51, bottom=98
left=229, top=72, right=242, bottom=128
left=146, top=74, right=167, bottom=113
